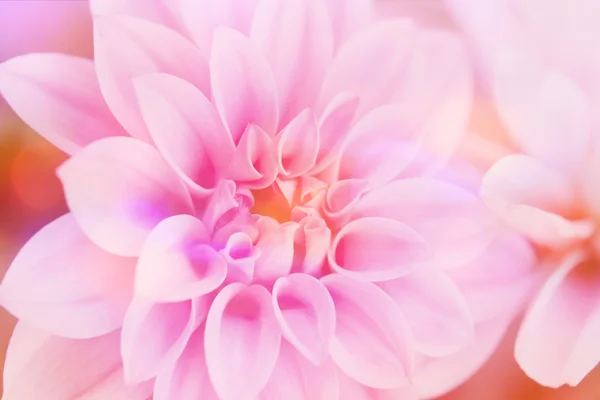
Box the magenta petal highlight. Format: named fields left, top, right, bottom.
left=57, top=137, right=194, bottom=257
left=135, top=215, right=226, bottom=302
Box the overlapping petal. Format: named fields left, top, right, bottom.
left=0, top=214, right=134, bottom=339
left=0, top=54, right=126, bottom=154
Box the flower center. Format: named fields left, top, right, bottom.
left=250, top=186, right=292, bottom=223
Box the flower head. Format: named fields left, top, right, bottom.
left=448, top=0, right=600, bottom=388
left=0, top=0, right=533, bottom=398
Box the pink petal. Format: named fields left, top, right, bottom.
left=488, top=203, right=595, bottom=249
left=3, top=323, right=152, bottom=400
left=276, top=108, right=320, bottom=178
left=395, top=29, right=472, bottom=173
left=293, top=215, right=331, bottom=276
left=482, top=154, right=576, bottom=215
left=515, top=252, right=600, bottom=387
left=179, top=0, right=258, bottom=56
left=133, top=73, right=235, bottom=194
left=121, top=298, right=206, bottom=384
left=226, top=125, right=279, bottom=189
left=135, top=215, right=227, bottom=302
left=312, top=92, right=360, bottom=174
left=581, top=138, right=600, bottom=219
left=337, top=370, right=420, bottom=400
left=448, top=233, right=536, bottom=323
left=251, top=0, right=333, bottom=127
left=411, top=316, right=513, bottom=399
left=210, top=27, right=278, bottom=143
left=0, top=54, right=126, bottom=155
left=90, top=0, right=180, bottom=31
left=57, top=137, right=194, bottom=257
left=338, top=104, right=421, bottom=188
left=323, top=0, right=374, bottom=49
left=354, top=177, right=497, bottom=269
left=318, top=21, right=415, bottom=118
left=259, top=341, right=339, bottom=400
left=254, top=217, right=300, bottom=282
left=154, top=326, right=219, bottom=400
left=220, top=231, right=261, bottom=284
left=0, top=214, right=134, bottom=339
left=205, top=283, right=282, bottom=399
left=329, top=217, right=433, bottom=282
left=94, top=15, right=209, bottom=142
left=496, top=71, right=591, bottom=176
left=322, top=274, right=414, bottom=388
left=323, top=179, right=369, bottom=228
left=379, top=267, right=474, bottom=357
left=201, top=179, right=240, bottom=233
left=272, top=274, right=336, bottom=364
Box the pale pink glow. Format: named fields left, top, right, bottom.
left=0, top=0, right=535, bottom=398
left=447, top=0, right=600, bottom=389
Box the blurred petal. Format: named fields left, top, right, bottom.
left=90, top=0, right=179, bottom=30
left=582, top=138, right=600, bottom=219
left=57, top=137, right=193, bottom=257
left=121, top=298, right=206, bottom=384
left=329, top=217, right=432, bottom=282
left=0, top=54, right=126, bottom=155
left=323, top=0, right=374, bottom=49
left=179, top=0, right=258, bottom=56
left=3, top=324, right=152, bottom=400
left=0, top=214, right=134, bottom=339
left=398, top=30, right=472, bottom=172
left=272, top=274, right=335, bottom=365
left=135, top=215, right=226, bottom=302
left=411, top=315, right=513, bottom=398
left=319, top=21, right=414, bottom=118
left=210, top=27, right=278, bottom=143
left=354, top=178, right=497, bottom=268
left=322, top=275, right=414, bottom=389
left=339, top=104, right=421, bottom=188
left=94, top=15, right=209, bottom=142
left=516, top=252, right=600, bottom=387
left=448, top=233, right=536, bottom=323
left=379, top=267, right=474, bottom=357
left=482, top=154, right=576, bottom=215
left=251, top=0, right=333, bottom=126
left=205, top=283, right=282, bottom=399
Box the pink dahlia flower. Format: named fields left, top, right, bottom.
left=0, top=0, right=533, bottom=398
left=447, top=0, right=600, bottom=388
